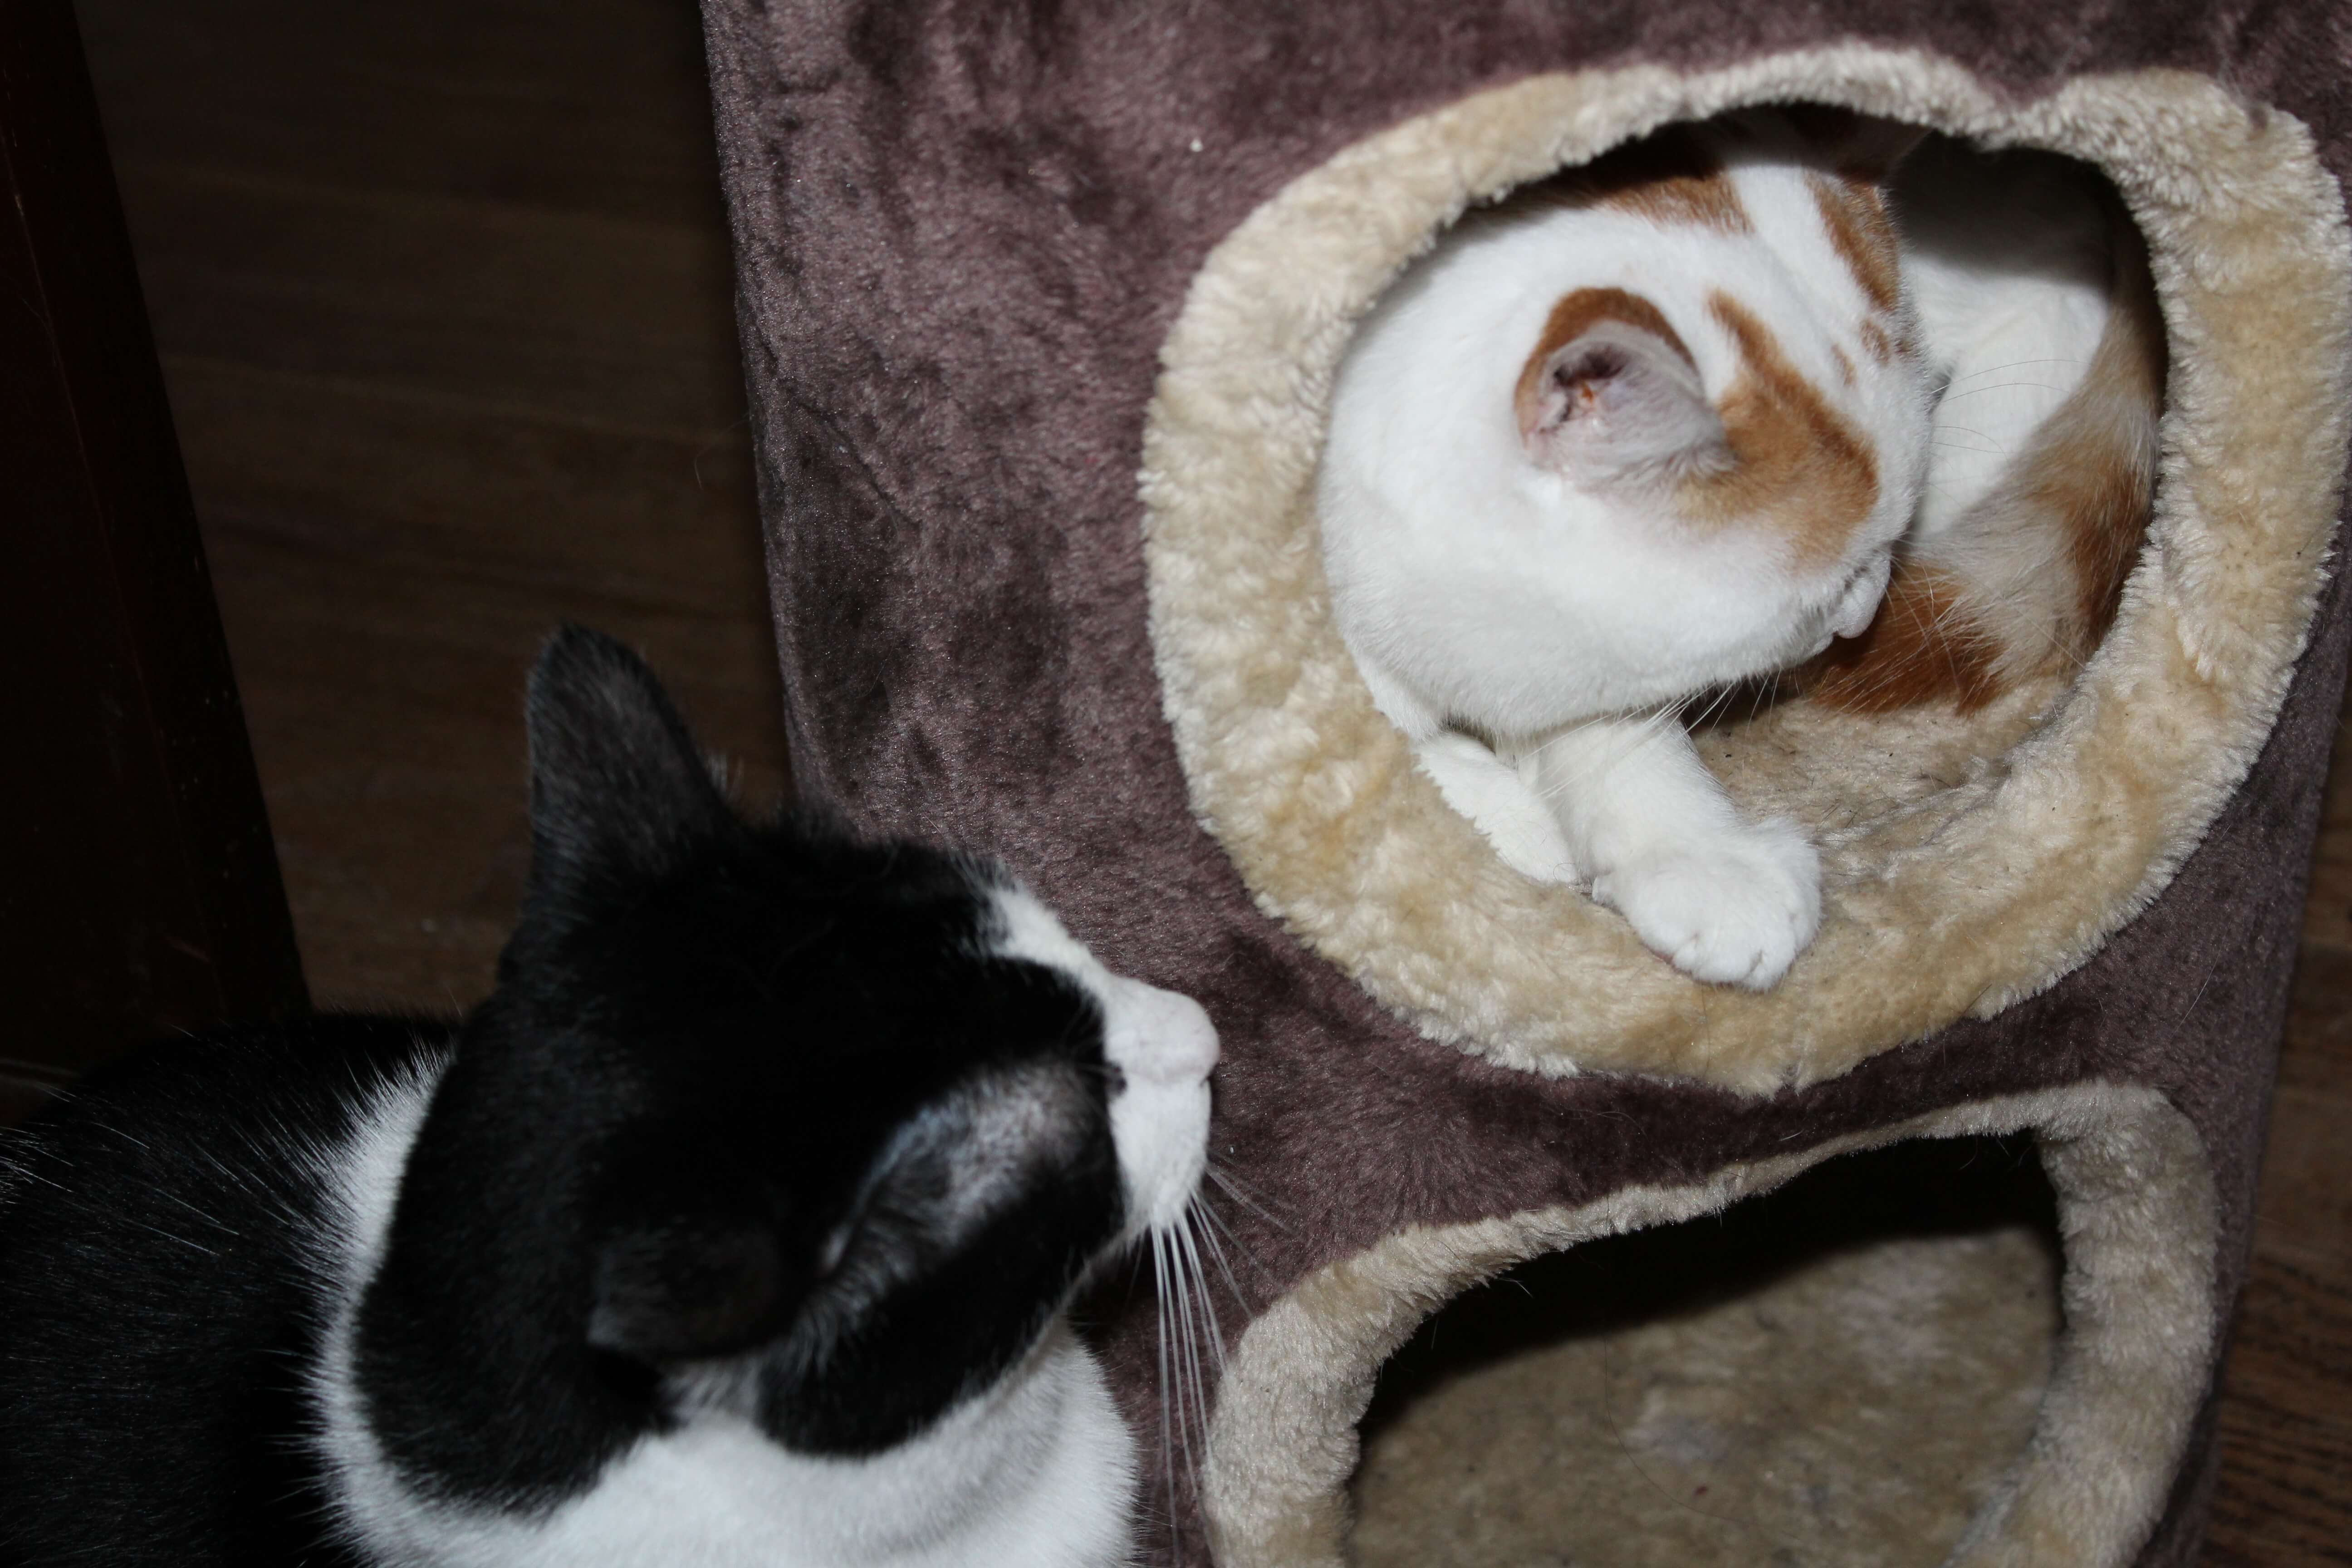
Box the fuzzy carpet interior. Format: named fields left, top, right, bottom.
left=1348, top=1137, right=2061, bottom=1565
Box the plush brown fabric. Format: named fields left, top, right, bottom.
left=700, top=3, right=2351, bottom=1562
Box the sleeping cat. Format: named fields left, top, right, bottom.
left=1319, top=109, right=1936, bottom=989
left=0, top=627, right=1217, bottom=1568
left=1318, top=111, right=2158, bottom=990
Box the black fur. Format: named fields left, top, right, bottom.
left=0, top=1016, right=433, bottom=1568
left=0, top=627, right=1127, bottom=1563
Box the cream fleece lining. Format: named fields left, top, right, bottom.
left=1200, top=1083, right=2218, bottom=1568
left=1140, top=48, right=2351, bottom=1093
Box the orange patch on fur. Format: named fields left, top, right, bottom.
left=1803, top=564, right=2005, bottom=713
left=1682, top=293, right=1877, bottom=565
left=2037, top=224, right=2166, bottom=666
left=1544, top=127, right=1752, bottom=234
left=1514, top=286, right=1695, bottom=437
left=1807, top=171, right=1902, bottom=316
left=2063, top=446, right=2154, bottom=644
left=2015, top=421, right=2159, bottom=669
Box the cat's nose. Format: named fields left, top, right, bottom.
left=1106, top=977, right=1220, bottom=1086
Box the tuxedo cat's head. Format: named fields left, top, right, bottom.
left=354, top=628, right=1215, bottom=1499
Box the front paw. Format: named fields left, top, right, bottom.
left=1589, top=818, right=1821, bottom=990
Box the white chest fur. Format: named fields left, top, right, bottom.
left=332, top=1338, right=1135, bottom=1568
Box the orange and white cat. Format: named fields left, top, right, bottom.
left=1321, top=112, right=1934, bottom=988
left=1317, top=113, right=2158, bottom=990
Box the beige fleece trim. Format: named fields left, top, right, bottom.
left=1201, top=1083, right=2218, bottom=1568
left=1140, top=48, right=2351, bottom=1092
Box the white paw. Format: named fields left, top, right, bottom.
left=1590, top=817, right=1821, bottom=990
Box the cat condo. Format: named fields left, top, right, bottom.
left=700, top=3, right=2350, bottom=1564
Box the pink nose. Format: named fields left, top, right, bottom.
left=1109, top=978, right=1220, bottom=1085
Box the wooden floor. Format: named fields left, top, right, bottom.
left=72, top=0, right=788, bottom=1015
left=71, top=0, right=2347, bottom=1559
left=2215, top=716, right=2352, bottom=1563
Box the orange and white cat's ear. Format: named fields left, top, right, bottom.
left=1516, top=287, right=1727, bottom=484
left=1774, top=104, right=1925, bottom=185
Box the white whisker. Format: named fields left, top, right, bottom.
left=1204, top=1162, right=1288, bottom=1232
left=1941, top=355, right=2089, bottom=385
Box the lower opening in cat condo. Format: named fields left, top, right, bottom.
left=1348, top=1136, right=2060, bottom=1568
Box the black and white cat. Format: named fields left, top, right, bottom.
left=0, top=627, right=1217, bottom=1568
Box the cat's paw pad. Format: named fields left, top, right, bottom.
left=1591, top=820, right=1821, bottom=990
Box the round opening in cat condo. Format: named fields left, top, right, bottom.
left=1141, top=62, right=2345, bottom=1093
left=1350, top=1135, right=2060, bottom=1568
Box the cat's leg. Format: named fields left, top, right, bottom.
left=1527, top=717, right=1819, bottom=989
left=1414, top=730, right=1578, bottom=883
left=1357, top=657, right=1582, bottom=883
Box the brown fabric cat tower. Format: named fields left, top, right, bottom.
left=699, top=4, right=2349, bottom=1564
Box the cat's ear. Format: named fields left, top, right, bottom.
left=1774, top=104, right=1925, bottom=185
left=1516, top=289, right=1728, bottom=484
left=588, top=1219, right=802, bottom=1363
left=524, top=625, right=733, bottom=890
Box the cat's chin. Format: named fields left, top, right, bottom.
left=1103, top=978, right=1218, bottom=1239
left=1113, top=1077, right=1215, bottom=1241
